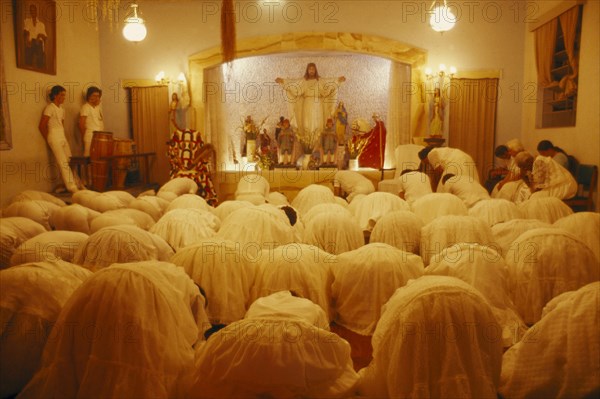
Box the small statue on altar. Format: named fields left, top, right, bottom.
left=321, top=118, right=337, bottom=165
left=335, top=101, right=348, bottom=144
left=429, top=87, right=444, bottom=137
left=277, top=119, right=295, bottom=165
left=258, top=128, right=271, bottom=155
left=275, top=116, right=285, bottom=141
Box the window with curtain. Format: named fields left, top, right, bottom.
left=535, top=5, right=583, bottom=128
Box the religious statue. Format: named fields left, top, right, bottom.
left=321, top=118, right=337, bottom=165
left=429, top=87, right=444, bottom=137
left=277, top=119, right=295, bottom=165
left=358, top=113, right=387, bottom=169
left=275, top=63, right=346, bottom=147
left=335, top=101, right=348, bottom=144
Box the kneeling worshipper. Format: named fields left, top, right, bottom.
left=437, top=173, right=490, bottom=208
left=357, top=276, right=503, bottom=398
left=419, top=145, right=480, bottom=184
left=187, top=292, right=359, bottom=398
left=18, top=261, right=209, bottom=399
left=395, top=169, right=432, bottom=204
left=500, top=282, right=600, bottom=398
left=515, top=151, right=577, bottom=200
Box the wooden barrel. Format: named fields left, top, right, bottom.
left=112, top=139, right=134, bottom=189
left=90, top=131, right=113, bottom=191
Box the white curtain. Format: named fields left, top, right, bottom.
left=204, top=67, right=231, bottom=169
left=386, top=62, right=411, bottom=168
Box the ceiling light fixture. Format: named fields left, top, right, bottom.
left=123, top=3, right=147, bottom=42
left=429, top=0, right=457, bottom=33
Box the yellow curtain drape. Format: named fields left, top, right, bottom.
left=559, top=6, right=580, bottom=75
left=534, top=19, right=558, bottom=87
left=385, top=61, right=411, bottom=168
left=130, top=86, right=171, bottom=185
left=448, top=78, right=498, bottom=183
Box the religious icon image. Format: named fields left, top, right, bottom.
left=15, top=1, right=57, bottom=75
left=321, top=118, right=337, bottom=165
left=429, top=87, right=444, bottom=137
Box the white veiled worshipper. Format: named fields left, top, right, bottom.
left=505, top=228, right=600, bottom=325
left=350, top=192, right=410, bottom=232
left=357, top=276, right=503, bottom=399
left=301, top=203, right=353, bottom=226
left=9, top=190, right=66, bottom=207
left=278, top=204, right=305, bottom=242
left=425, top=243, right=528, bottom=348
left=150, top=208, right=219, bottom=251
left=104, top=190, right=136, bottom=206
left=420, top=215, right=493, bottom=266
left=395, top=170, right=432, bottom=204
left=234, top=173, right=270, bottom=205
left=332, top=243, right=424, bottom=336
left=410, top=192, right=468, bottom=225
left=267, top=191, right=289, bottom=206
left=48, top=203, right=100, bottom=234
left=0, top=217, right=46, bottom=269
left=128, top=195, right=171, bottom=222
left=73, top=225, right=174, bottom=272
left=10, top=231, right=88, bottom=266
left=0, top=261, right=92, bottom=398
left=334, top=195, right=349, bottom=208
left=71, top=190, right=128, bottom=213
left=427, top=146, right=481, bottom=183
left=468, top=198, right=523, bottom=227
left=554, top=212, right=600, bottom=261
left=518, top=195, right=574, bottom=224
left=157, top=177, right=199, bottom=201
left=189, top=317, right=359, bottom=398
left=165, top=193, right=213, bottom=213
left=216, top=206, right=295, bottom=254
left=490, top=218, right=552, bottom=258
left=18, top=261, right=209, bottom=399
left=170, top=238, right=258, bottom=326
left=2, top=200, right=61, bottom=231
left=251, top=243, right=334, bottom=320
left=89, top=207, right=156, bottom=233
left=245, top=291, right=329, bottom=330
left=369, top=210, right=423, bottom=255
left=520, top=153, right=577, bottom=200
left=493, top=179, right=532, bottom=204
left=500, top=282, right=600, bottom=399
left=302, top=211, right=364, bottom=255
left=212, top=199, right=253, bottom=222
left=333, top=171, right=376, bottom=203
left=436, top=173, right=490, bottom=208
left=291, top=184, right=338, bottom=215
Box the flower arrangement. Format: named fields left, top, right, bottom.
left=240, top=115, right=267, bottom=141
left=297, top=128, right=320, bottom=154
left=347, top=118, right=370, bottom=159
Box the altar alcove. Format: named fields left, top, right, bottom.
left=188, top=33, right=427, bottom=172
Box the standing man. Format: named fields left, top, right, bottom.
left=39, top=85, right=82, bottom=193
left=79, top=86, right=104, bottom=157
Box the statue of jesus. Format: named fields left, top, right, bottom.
left=275, top=62, right=346, bottom=144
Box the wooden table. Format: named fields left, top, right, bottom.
left=70, top=152, right=157, bottom=190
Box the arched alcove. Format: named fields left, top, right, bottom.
left=188, top=32, right=428, bottom=169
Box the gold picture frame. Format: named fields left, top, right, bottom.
left=13, top=0, right=57, bottom=75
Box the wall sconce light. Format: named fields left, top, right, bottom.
left=429, top=0, right=457, bottom=33
left=425, top=64, right=457, bottom=81
left=123, top=3, right=147, bottom=42
left=155, top=71, right=170, bottom=84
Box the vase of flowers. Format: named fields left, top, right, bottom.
left=240, top=115, right=266, bottom=163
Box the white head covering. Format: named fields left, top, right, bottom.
left=150, top=208, right=219, bottom=250
left=518, top=196, right=574, bottom=223
left=291, top=184, right=337, bottom=215
left=350, top=191, right=410, bottom=232
left=410, top=193, right=468, bottom=225
left=188, top=318, right=359, bottom=398
left=171, top=238, right=257, bottom=325
left=505, top=228, right=600, bottom=325
left=332, top=243, right=424, bottom=335
left=212, top=200, right=253, bottom=222
left=0, top=261, right=91, bottom=398
left=18, top=261, right=205, bottom=399
left=73, top=225, right=174, bottom=271
left=49, top=204, right=100, bottom=234
left=554, top=212, right=600, bottom=261
left=358, top=276, right=503, bottom=399
left=490, top=218, right=552, bottom=257
left=506, top=138, right=524, bottom=152
left=500, top=282, right=600, bottom=398
left=252, top=243, right=333, bottom=320
left=370, top=210, right=423, bottom=254
left=165, top=193, right=212, bottom=213
left=302, top=211, right=364, bottom=255
left=468, top=198, right=523, bottom=227
left=1, top=217, right=46, bottom=269
left=425, top=243, right=528, bottom=347
left=10, top=231, right=88, bottom=266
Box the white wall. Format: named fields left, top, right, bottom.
left=1, top=0, right=102, bottom=207
left=99, top=0, right=526, bottom=148
left=521, top=0, right=599, bottom=164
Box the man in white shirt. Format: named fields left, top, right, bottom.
left=438, top=173, right=490, bottom=208
left=79, top=86, right=105, bottom=157
left=23, top=4, right=47, bottom=69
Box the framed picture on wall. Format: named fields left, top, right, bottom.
left=13, top=0, right=57, bottom=75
